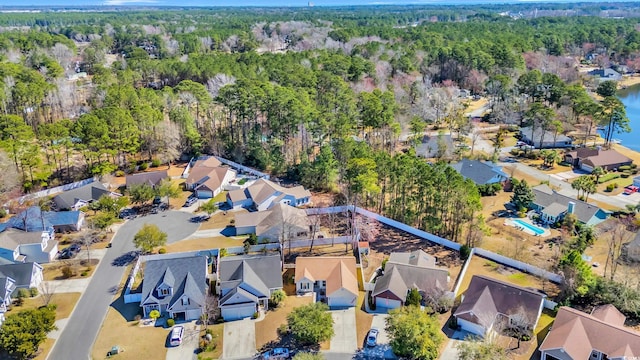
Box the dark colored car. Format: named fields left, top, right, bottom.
left=68, top=244, right=81, bottom=253
left=58, top=248, right=77, bottom=260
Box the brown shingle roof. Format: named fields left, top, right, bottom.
left=540, top=306, right=640, bottom=358
left=234, top=203, right=309, bottom=236
left=295, top=257, right=358, bottom=297
left=567, top=148, right=631, bottom=168
left=195, top=167, right=233, bottom=193
left=194, top=157, right=222, bottom=168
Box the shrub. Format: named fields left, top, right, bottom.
left=115, top=170, right=125, bottom=177
left=139, top=162, right=148, bottom=171
left=0, top=208, right=6, bottom=218
left=597, top=172, right=620, bottom=183
left=510, top=148, right=521, bottom=156
left=80, top=270, right=89, bottom=277
left=238, top=178, right=248, bottom=185
left=61, top=266, right=74, bottom=279
left=29, top=288, right=38, bottom=297
left=16, top=288, right=30, bottom=299
left=151, top=159, right=161, bottom=168
left=158, top=248, right=167, bottom=254
left=606, top=184, right=616, bottom=192
left=618, top=165, right=631, bottom=171
left=167, top=318, right=175, bottom=327
left=460, top=245, right=471, bottom=260
left=253, top=312, right=259, bottom=319
left=621, top=172, right=630, bottom=178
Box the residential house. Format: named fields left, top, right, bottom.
left=539, top=305, right=640, bottom=360
left=234, top=203, right=312, bottom=242
left=0, top=276, right=14, bottom=325
left=53, top=182, right=119, bottom=211
left=0, top=262, right=43, bottom=290
left=588, top=68, right=622, bottom=82
left=519, top=127, right=573, bottom=149
left=564, top=147, right=632, bottom=172
left=453, top=275, right=545, bottom=337
left=217, top=254, right=283, bottom=321
left=415, top=134, right=454, bottom=158
left=451, top=159, right=509, bottom=186
left=0, top=206, right=84, bottom=233
left=139, top=255, right=208, bottom=321
left=226, top=179, right=311, bottom=211
left=372, top=250, right=451, bottom=310
left=0, top=230, right=57, bottom=264
left=184, top=158, right=236, bottom=199
left=295, top=256, right=358, bottom=308
left=125, top=170, right=169, bottom=189
left=532, top=184, right=609, bottom=226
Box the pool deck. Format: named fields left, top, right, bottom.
left=504, top=218, right=551, bottom=238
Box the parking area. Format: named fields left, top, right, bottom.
left=166, top=322, right=200, bottom=360
left=329, top=308, right=358, bottom=353
left=222, top=319, right=256, bottom=359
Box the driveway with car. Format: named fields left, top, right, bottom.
left=329, top=308, right=358, bottom=353
left=358, top=314, right=395, bottom=360
left=47, top=211, right=200, bottom=360
left=222, top=319, right=256, bottom=359
left=166, top=322, right=200, bottom=360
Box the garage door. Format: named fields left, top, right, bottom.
left=457, top=318, right=485, bottom=337
left=328, top=290, right=357, bottom=308
left=581, top=164, right=593, bottom=173
left=375, top=297, right=402, bottom=310
left=222, top=305, right=255, bottom=321
left=185, top=309, right=202, bottom=321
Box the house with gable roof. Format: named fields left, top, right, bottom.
left=226, top=178, right=311, bottom=211
left=453, top=275, right=546, bottom=337
left=139, top=255, right=208, bottom=321
left=125, top=170, right=169, bottom=189
left=451, top=159, right=509, bottom=186
left=184, top=157, right=236, bottom=199
left=295, top=256, right=358, bottom=309
left=0, top=276, right=15, bottom=326
left=217, top=254, right=283, bottom=321
left=53, top=182, right=120, bottom=211
left=540, top=304, right=640, bottom=360
left=234, top=203, right=312, bottom=242
left=564, top=147, right=632, bottom=172
left=372, top=250, right=451, bottom=310
left=532, top=184, right=609, bottom=226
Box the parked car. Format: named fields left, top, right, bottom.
left=366, top=328, right=379, bottom=347
left=68, top=243, right=81, bottom=253
left=58, top=248, right=77, bottom=260
left=624, top=185, right=639, bottom=195
left=169, top=326, right=184, bottom=346
left=183, top=196, right=197, bottom=207
left=262, top=348, right=290, bottom=359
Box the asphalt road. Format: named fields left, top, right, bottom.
left=47, top=211, right=199, bottom=360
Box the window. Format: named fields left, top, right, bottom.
left=160, top=288, right=170, bottom=296
left=182, top=297, right=190, bottom=306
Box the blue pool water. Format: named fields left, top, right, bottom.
left=512, top=219, right=545, bottom=236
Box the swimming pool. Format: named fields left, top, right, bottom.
left=512, top=219, right=545, bottom=236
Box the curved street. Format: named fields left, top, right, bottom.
left=47, top=211, right=199, bottom=360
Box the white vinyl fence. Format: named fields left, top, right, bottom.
left=14, top=177, right=97, bottom=205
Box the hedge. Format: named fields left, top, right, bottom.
left=598, top=172, right=620, bottom=183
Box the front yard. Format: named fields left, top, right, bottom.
left=42, top=258, right=100, bottom=280
left=255, top=294, right=314, bottom=350
left=91, top=297, right=170, bottom=360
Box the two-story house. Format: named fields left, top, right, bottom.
left=139, top=255, right=208, bottom=321
left=0, top=229, right=57, bottom=264
left=0, top=276, right=15, bottom=326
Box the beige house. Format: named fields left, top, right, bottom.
left=184, top=157, right=235, bottom=199
left=234, top=203, right=312, bottom=242
left=540, top=305, right=640, bottom=360
left=226, top=179, right=311, bottom=210
left=295, top=256, right=358, bottom=308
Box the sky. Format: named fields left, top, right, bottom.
left=0, top=0, right=630, bottom=7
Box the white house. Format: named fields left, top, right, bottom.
left=295, top=256, right=358, bottom=309
left=227, top=179, right=311, bottom=210
left=0, top=229, right=57, bottom=264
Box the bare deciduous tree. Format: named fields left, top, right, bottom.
left=39, top=281, right=57, bottom=306
left=603, top=219, right=634, bottom=280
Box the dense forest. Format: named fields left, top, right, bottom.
left=0, top=4, right=637, bottom=244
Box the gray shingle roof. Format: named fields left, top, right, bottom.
left=53, top=182, right=111, bottom=210
left=415, top=134, right=453, bottom=158
left=454, top=275, right=545, bottom=327
left=140, top=255, right=207, bottom=309
left=533, top=184, right=603, bottom=224
left=218, top=254, right=282, bottom=302
left=0, top=206, right=81, bottom=233
left=451, top=159, right=508, bottom=185
left=0, top=262, right=39, bottom=288
left=388, top=250, right=436, bottom=268
left=125, top=170, right=169, bottom=188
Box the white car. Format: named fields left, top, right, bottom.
left=366, top=328, right=379, bottom=347
left=169, top=326, right=184, bottom=347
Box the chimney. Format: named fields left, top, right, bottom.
left=568, top=201, right=575, bottom=214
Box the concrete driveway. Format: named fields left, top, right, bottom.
left=222, top=319, right=256, bottom=359
left=166, top=322, right=200, bottom=360
left=329, top=308, right=357, bottom=353
left=358, top=314, right=395, bottom=360
left=48, top=211, right=199, bottom=360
